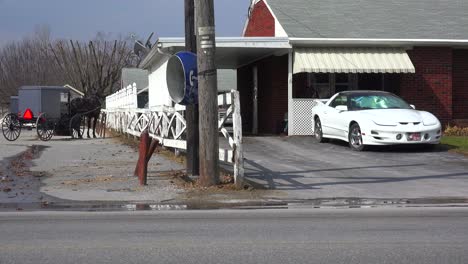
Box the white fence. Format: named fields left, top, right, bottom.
left=106, top=83, right=138, bottom=109
left=103, top=90, right=244, bottom=186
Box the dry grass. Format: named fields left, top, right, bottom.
left=108, top=129, right=251, bottom=191
left=445, top=125, right=468, bottom=137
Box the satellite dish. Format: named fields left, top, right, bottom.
left=134, top=40, right=149, bottom=58
left=133, top=33, right=155, bottom=58
left=145, top=32, right=154, bottom=49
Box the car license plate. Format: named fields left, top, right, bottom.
left=408, top=133, right=421, bottom=141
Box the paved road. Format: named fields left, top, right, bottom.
left=1, top=207, right=468, bottom=264
left=244, top=137, right=468, bottom=200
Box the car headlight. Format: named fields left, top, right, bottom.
left=422, top=114, right=439, bottom=126
left=373, top=120, right=397, bottom=127
left=423, top=118, right=438, bottom=126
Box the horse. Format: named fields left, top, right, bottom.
left=70, top=95, right=102, bottom=138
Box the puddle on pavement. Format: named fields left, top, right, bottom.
left=2, top=197, right=468, bottom=212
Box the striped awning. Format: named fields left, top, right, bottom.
left=293, top=48, right=415, bottom=74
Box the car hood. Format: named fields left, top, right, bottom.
left=356, top=109, right=438, bottom=124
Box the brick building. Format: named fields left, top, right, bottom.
left=141, top=0, right=468, bottom=136
left=239, top=0, right=468, bottom=135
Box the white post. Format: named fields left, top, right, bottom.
left=288, top=49, right=293, bottom=136
left=232, top=90, right=244, bottom=188
left=133, top=83, right=138, bottom=108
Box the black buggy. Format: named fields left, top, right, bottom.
left=1, top=86, right=87, bottom=141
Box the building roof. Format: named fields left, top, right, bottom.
left=19, top=86, right=70, bottom=91
left=139, top=37, right=291, bottom=70
left=266, top=0, right=468, bottom=40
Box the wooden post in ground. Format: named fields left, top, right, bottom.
left=232, top=91, right=244, bottom=188
left=185, top=0, right=200, bottom=177
left=134, top=129, right=159, bottom=186
left=195, top=0, right=219, bottom=186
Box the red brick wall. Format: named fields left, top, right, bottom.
left=400, top=47, right=453, bottom=124
left=453, top=50, right=468, bottom=120
left=237, top=55, right=288, bottom=134
left=244, top=0, right=275, bottom=37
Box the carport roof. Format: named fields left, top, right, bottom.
left=139, top=37, right=291, bottom=70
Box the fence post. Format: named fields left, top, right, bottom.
left=232, top=90, right=244, bottom=188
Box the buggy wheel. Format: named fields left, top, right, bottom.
left=70, top=115, right=85, bottom=139
left=2, top=113, right=21, bottom=141
left=36, top=113, right=55, bottom=141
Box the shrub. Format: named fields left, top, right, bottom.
left=444, top=125, right=468, bottom=136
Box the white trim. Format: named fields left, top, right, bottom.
left=242, top=0, right=289, bottom=38
left=287, top=50, right=293, bottom=136
left=63, top=84, right=84, bottom=97
left=242, top=0, right=261, bottom=36
left=263, top=0, right=288, bottom=38
left=158, top=37, right=291, bottom=48
left=290, top=38, right=468, bottom=46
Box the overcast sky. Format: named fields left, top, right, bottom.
left=0, top=0, right=251, bottom=45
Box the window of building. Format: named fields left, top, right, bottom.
left=293, top=73, right=358, bottom=99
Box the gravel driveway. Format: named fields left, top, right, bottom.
left=1, top=130, right=183, bottom=204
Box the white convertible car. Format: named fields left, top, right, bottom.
left=311, top=91, right=442, bottom=151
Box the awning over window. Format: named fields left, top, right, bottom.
left=294, top=48, right=415, bottom=74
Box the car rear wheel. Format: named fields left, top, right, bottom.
left=349, top=123, right=366, bottom=151
left=314, top=117, right=327, bottom=143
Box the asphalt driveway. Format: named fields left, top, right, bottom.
left=243, top=137, right=468, bottom=200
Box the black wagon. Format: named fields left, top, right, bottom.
left=1, top=86, right=85, bottom=141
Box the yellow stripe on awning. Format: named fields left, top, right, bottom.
left=293, top=48, right=415, bottom=74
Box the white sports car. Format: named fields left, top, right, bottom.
left=311, top=91, right=442, bottom=151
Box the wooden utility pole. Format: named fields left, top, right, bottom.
left=195, top=0, right=219, bottom=186
left=184, top=0, right=199, bottom=177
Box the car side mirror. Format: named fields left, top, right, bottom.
left=410, top=104, right=416, bottom=109
left=335, top=105, right=348, bottom=112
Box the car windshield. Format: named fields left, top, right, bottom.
left=348, top=93, right=412, bottom=111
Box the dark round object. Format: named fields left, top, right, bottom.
left=314, top=117, right=328, bottom=143
left=36, top=113, right=55, bottom=141
left=349, top=123, right=367, bottom=151
left=1, top=113, right=21, bottom=141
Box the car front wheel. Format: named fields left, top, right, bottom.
left=349, top=123, right=366, bottom=151
left=314, top=118, right=327, bottom=143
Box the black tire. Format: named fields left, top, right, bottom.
left=348, top=123, right=367, bottom=151
left=2, top=113, right=21, bottom=141
left=314, top=117, right=328, bottom=143
left=36, top=113, right=55, bottom=141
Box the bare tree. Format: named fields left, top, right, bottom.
left=0, top=27, right=64, bottom=109
left=49, top=36, right=137, bottom=99
left=0, top=30, right=137, bottom=112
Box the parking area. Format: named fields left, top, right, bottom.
left=243, top=136, right=468, bottom=200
